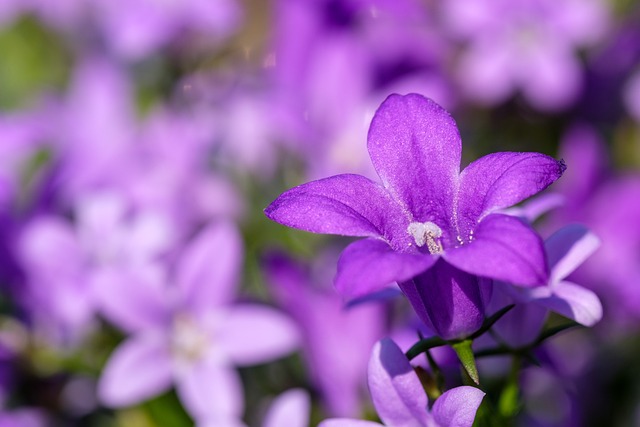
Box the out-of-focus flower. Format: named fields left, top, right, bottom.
left=492, top=224, right=603, bottom=347
left=623, top=69, right=640, bottom=122
left=442, top=0, right=610, bottom=111
left=319, top=337, right=485, bottom=427
left=16, top=191, right=173, bottom=344
left=97, top=222, right=299, bottom=424
left=269, top=0, right=453, bottom=179
left=265, top=251, right=385, bottom=417
left=265, top=94, right=564, bottom=303
left=90, top=0, right=241, bottom=59
left=0, top=408, right=47, bottom=427
left=550, top=126, right=640, bottom=325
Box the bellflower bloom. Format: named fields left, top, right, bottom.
left=265, top=94, right=565, bottom=303
left=319, top=338, right=485, bottom=427
left=96, top=222, right=299, bottom=425
left=491, top=224, right=603, bottom=347
left=265, top=252, right=385, bottom=416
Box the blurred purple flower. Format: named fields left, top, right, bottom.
left=492, top=224, right=603, bottom=347
left=91, top=0, right=241, bottom=59
left=16, top=191, right=174, bottom=344
left=442, top=0, right=610, bottom=111
left=319, top=337, right=485, bottom=427
left=97, top=222, right=299, bottom=424
left=265, top=251, right=385, bottom=417
left=270, top=0, right=453, bottom=179
left=0, top=409, right=46, bottom=427
left=549, top=126, right=640, bottom=325
left=265, top=94, right=564, bottom=303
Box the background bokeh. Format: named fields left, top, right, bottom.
left=0, top=0, right=639, bottom=425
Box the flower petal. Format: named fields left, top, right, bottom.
left=98, top=332, right=172, bottom=407
left=335, top=238, right=437, bottom=300
left=431, top=386, right=485, bottom=427
left=443, top=214, right=548, bottom=286
left=368, top=338, right=430, bottom=426
left=93, top=268, right=170, bottom=333
left=535, top=281, right=603, bottom=326
left=545, top=224, right=600, bottom=284
left=367, top=93, right=460, bottom=228
left=175, top=359, right=244, bottom=422
left=176, top=222, right=243, bottom=311
left=263, top=389, right=310, bottom=427
left=265, top=174, right=408, bottom=246
left=458, top=152, right=566, bottom=232
left=217, top=305, right=299, bottom=366
left=398, top=260, right=490, bottom=340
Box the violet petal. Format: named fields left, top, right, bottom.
left=535, top=281, right=603, bottom=326
left=458, top=152, right=566, bottom=231
left=175, top=358, right=244, bottom=422
left=176, top=222, right=243, bottom=312
left=443, top=214, right=548, bottom=286
left=265, top=174, right=408, bottom=246
left=544, top=224, right=600, bottom=285
left=217, top=305, right=300, bottom=366
left=367, top=93, right=460, bottom=229
left=262, top=389, right=310, bottom=427
left=368, top=338, right=430, bottom=426
left=431, top=386, right=485, bottom=427
left=98, top=332, right=172, bottom=407
left=335, top=238, right=437, bottom=300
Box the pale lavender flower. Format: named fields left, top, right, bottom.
left=96, top=222, right=299, bottom=424
left=623, top=69, right=640, bottom=122
left=491, top=224, right=603, bottom=347
left=319, top=338, right=485, bottom=427
left=261, top=389, right=310, bottom=427
left=442, top=0, right=610, bottom=111
left=91, top=0, right=241, bottom=59
left=266, top=94, right=564, bottom=304
left=16, top=191, right=174, bottom=344
left=265, top=252, right=385, bottom=416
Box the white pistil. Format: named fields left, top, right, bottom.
left=407, top=221, right=444, bottom=254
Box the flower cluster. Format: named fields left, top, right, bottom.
left=0, top=0, right=639, bottom=426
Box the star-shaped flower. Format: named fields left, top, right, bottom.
left=265, top=93, right=565, bottom=300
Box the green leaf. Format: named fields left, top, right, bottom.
left=452, top=339, right=479, bottom=385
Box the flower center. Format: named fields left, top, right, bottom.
left=171, top=314, right=209, bottom=364
left=407, top=221, right=444, bottom=254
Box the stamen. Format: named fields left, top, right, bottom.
left=407, top=221, right=444, bottom=254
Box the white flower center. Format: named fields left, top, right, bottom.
left=171, top=314, right=210, bottom=364
left=408, top=221, right=444, bottom=254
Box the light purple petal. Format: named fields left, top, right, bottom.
left=175, top=359, right=243, bottom=422
left=501, top=192, right=565, bottom=223
left=265, top=174, right=409, bottom=247
left=262, top=389, right=310, bottom=427
left=335, top=239, right=437, bottom=300
left=545, top=224, right=600, bottom=285
left=368, top=338, right=430, bottom=426
left=217, top=305, right=299, bottom=366
left=443, top=214, right=548, bottom=286
left=535, top=281, right=603, bottom=326
left=98, top=332, right=172, bottom=407
left=176, top=222, right=243, bottom=311
left=431, top=386, right=485, bottom=427
left=367, top=93, right=460, bottom=229
left=318, top=420, right=383, bottom=427
left=458, top=152, right=566, bottom=232
left=92, top=268, right=170, bottom=333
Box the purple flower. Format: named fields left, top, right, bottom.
left=442, top=0, right=610, bottom=111
left=491, top=224, right=603, bottom=347
left=265, top=94, right=565, bottom=302
left=96, top=222, right=299, bottom=424
left=265, top=251, right=385, bottom=416
left=319, top=337, right=485, bottom=427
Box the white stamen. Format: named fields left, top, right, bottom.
left=407, top=221, right=444, bottom=254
